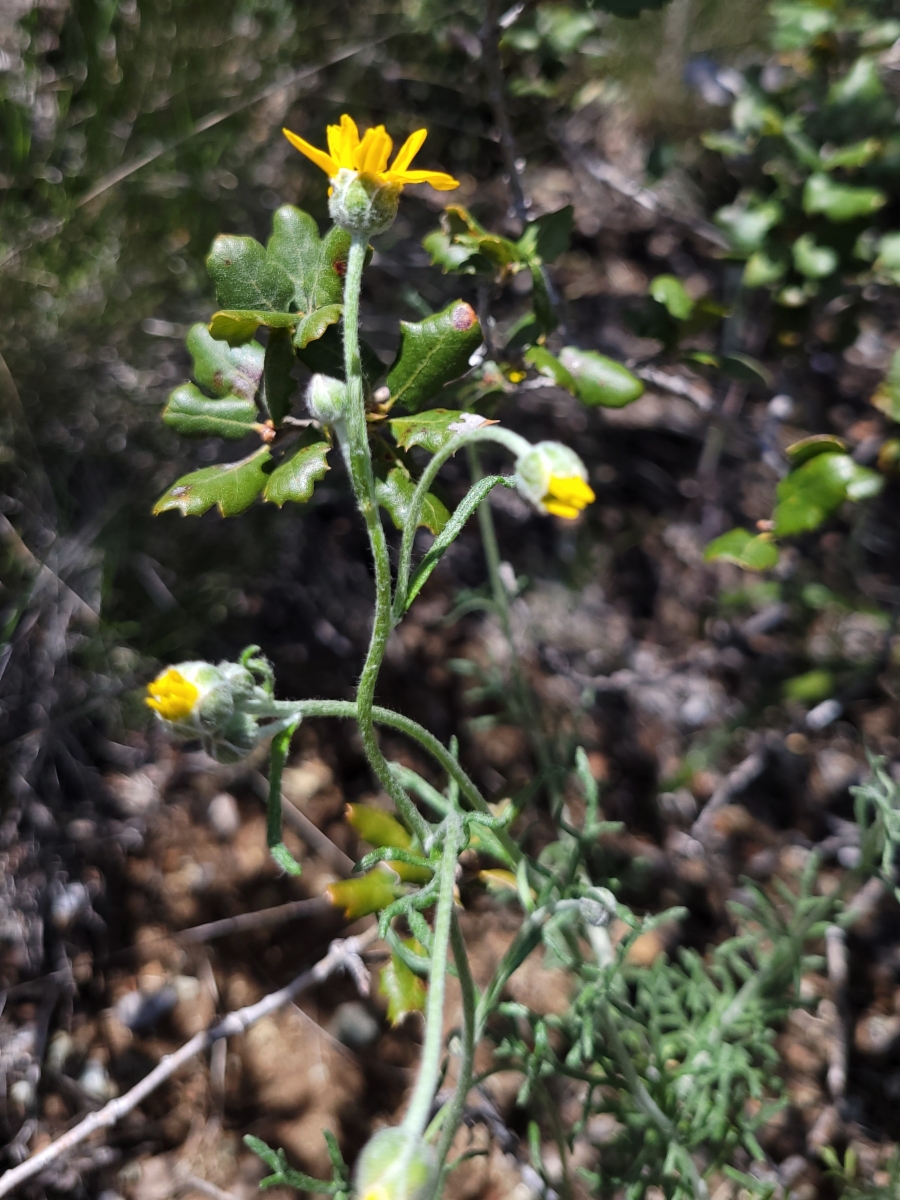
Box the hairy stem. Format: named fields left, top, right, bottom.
left=393, top=424, right=530, bottom=618
left=431, top=909, right=478, bottom=1180
left=340, top=233, right=429, bottom=844
left=402, top=817, right=461, bottom=1141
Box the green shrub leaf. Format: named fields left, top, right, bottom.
left=649, top=274, right=694, bottom=320
left=516, top=205, right=574, bottom=264
left=294, top=303, right=343, bottom=350
left=389, top=409, right=491, bottom=454
left=264, top=326, right=296, bottom=426
left=162, top=385, right=259, bottom=439
left=773, top=451, right=883, bottom=536
left=386, top=301, right=482, bottom=412
left=803, top=174, right=887, bottom=222
left=557, top=347, right=644, bottom=407
left=792, top=233, right=839, bottom=279
left=784, top=434, right=849, bottom=466
left=207, top=234, right=293, bottom=313
left=187, top=324, right=264, bottom=402
left=524, top=345, right=577, bottom=391
left=704, top=528, right=779, bottom=571
left=208, top=309, right=297, bottom=345
left=153, top=447, right=272, bottom=517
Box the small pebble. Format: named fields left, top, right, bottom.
left=327, top=1001, right=380, bottom=1049
left=79, top=1057, right=117, bottom=1102
left=855, top=1011, right=900, bottom=1056
left=207, top=791, right=240, bottom=840
left=115, top=984, right=178, bottom=1032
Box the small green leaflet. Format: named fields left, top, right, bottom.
left=803, top=174, right=886, bottom=222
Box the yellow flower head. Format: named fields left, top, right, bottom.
left=145, top=668, right=199, bottom=722
left=514, top=440, right=595, bottom=521
left=543, top=475, right=596, bottom=520
left=283, top=114, right=459, bottom=192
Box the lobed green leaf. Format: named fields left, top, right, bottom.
left=375, top=466, right=450, bottom=535
left=153, top=447, right=271, bottom=517
left=264, top=437, right=331, bottom=507
left=386, top=301, right=482, bottom=412
left=162, top=385, right=259, bottom=440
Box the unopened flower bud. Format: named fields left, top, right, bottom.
left=514, top=441, right=595, bottom=520
left=306, top=373, right=348, bottom=425
left=329, top=167, right=400, bottom=237
left=354, top=1128, right=436, bottom=1200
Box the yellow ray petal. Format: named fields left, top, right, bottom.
left=543, top=499, right=581, bottom=519
left=355, top=125, right=393, bottom=175
left=390, top=128, right=427, bottom=175
left=387, top=168, right=460, bottom=191
left=327, top=113, right=360, bottom=168
left=282, top=128, right=338, bottom=176
left=339, top=113, right=360, bottom=153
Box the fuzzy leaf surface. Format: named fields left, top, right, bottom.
left=187, top=324, right=264, bottom=401
left=207, top=235, right=293, bottom=313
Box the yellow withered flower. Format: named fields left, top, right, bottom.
left=283, top=113, right=459, bottom=191
left=542, top=474, right=596, bottom=520
left=514, top=441, right=595, bottom=521
left=145, top=667, right=200, bottom=722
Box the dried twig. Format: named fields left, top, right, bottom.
left=175, top=896, right=332, bottom=943
left=691, top=749, right=766, bottom=844
left=0, top=930, right=377, bottom=1198
left=635, top=366, right=714, bottom=412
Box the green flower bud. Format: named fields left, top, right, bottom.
left=306, top=373, right=348, bottom=425
left=514, top=441, right=595, bottom=520
left=354, top=1128, right=436, bottom=1200
left=328, top=168, right=400, bottom=237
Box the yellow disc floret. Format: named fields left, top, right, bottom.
left=145, top=668, right=199, bottom=722
left=543, top=475, right=596, bottom=520
left=283, top=114, right=459, bottom=191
